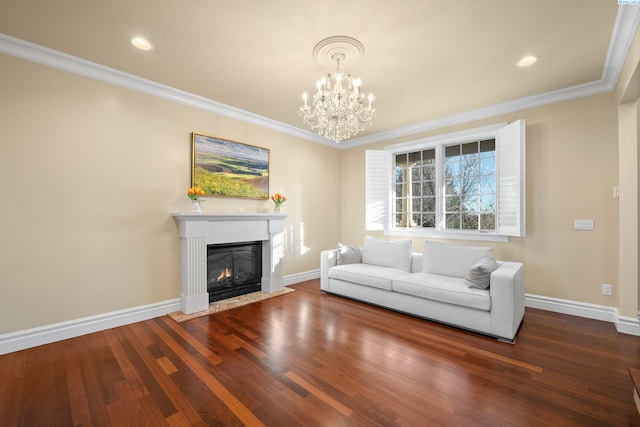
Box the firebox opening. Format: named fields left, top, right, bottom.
left=207, top=241, right=262, bottom=302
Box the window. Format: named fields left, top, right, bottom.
left=443, top=139, right=496, bottom=231
left=394, top=149, right=436, bottom=229
left=366, top=121, right=525, bottom=241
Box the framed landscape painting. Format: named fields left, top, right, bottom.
left=191, top=133, right=269, bottom=199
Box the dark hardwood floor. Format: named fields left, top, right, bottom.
left=1, top=280, right=639, bottom=426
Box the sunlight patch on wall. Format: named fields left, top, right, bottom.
left=286, top=223, right=311, bottom=256
left=299, top=222, right=309, bottom=255
left=271, top=232, right=284, bottom=274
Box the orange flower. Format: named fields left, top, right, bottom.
left=188, top=187, right=204, bottom=200
left=271, top=193, right=287, bottom=206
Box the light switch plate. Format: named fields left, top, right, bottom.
left=574, top=219, right=594, bottom=230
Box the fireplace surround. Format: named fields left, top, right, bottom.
left=172, top=213, right=287, bottom=314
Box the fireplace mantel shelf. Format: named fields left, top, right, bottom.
left=172, top=212, right=287, bottom=221
left=171, top=212, right=288, bottom=315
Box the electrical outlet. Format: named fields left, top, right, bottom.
left=602, top=284, right=612, bottom=296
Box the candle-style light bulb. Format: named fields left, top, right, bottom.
left=303, top=92, right=308, bottom=107
left=368, top=93, right=374, bottom=108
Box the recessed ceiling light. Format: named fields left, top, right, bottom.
left=517, top=55, right=539, bottom=67
left=129, top=36, right=153, bottom=51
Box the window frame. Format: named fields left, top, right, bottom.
left=366, top=121, right=525, bottom=243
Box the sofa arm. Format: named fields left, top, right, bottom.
left=320, top=249, right=338, bottom=291
left=489, top=262, right=525, bottom=341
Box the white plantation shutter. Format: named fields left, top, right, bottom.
left=366, top=121, right=525, bottom=239
left=497, top=120, right=526, bottom=237
left=365, top=150, right=392, bottom=231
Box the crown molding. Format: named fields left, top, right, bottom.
left=339, top=5, right=640, bottom=149
left=0, top=33, right=335, bottom=147
left=602, top=5, right=640, bottom=89
left=1, top=5, right=639, bottom=150
left=341, top=79, right=609, bottom=148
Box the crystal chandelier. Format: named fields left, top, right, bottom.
left=299, top=37, right=376, bottom=143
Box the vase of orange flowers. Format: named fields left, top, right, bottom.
left=187, top=186, right=205, bottom=213
left=271, top=193, right=287, bottom=213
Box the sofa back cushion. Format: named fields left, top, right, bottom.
left=422, top=241, right=492, bottom=278
left=362, top=237, right=413, bottom=272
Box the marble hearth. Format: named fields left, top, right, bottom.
left=172, top=212, right=287, bottom=314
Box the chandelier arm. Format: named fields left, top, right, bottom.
left=299, top=41, right=375, bottom=143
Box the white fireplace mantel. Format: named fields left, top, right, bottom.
left=172, top=212, right=288, bottom=314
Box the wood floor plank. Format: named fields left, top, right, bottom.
left=17, top=343, right=75, bottom=427
left=284, top=370, right=354, bottom=417
left=159, top=316, right=225, bottom=365
left=145, top=319, right=265, bottom=427
left=1, top=279, right=639, bottom=426
left=124, top=322, right=213, bottom=426
left=105, top=380, right=167, bottom=427
left=103, top=328, right=149, bottom=399
left=117, top=324, right=180, bottom=419
left=65, top=363, right=94, bottom=427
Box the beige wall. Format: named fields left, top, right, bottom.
left=340, top=92, right=620, bottom=308
left=616, top=102, right=639, bottom=318
left=615, top=24, right=640, bottom=318
left=0, top=54, right=341, bottom=334
left=2, top=32, right=637, bottom=336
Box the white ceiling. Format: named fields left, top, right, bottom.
left=0, top=1, right=634, bottom=146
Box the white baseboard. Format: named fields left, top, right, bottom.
left=617, top=314, right=640, bottom=336
left=525, top=294, right=640, bottom=336
left=284, top=269, right=320, bottom=286
left=0, top=299, right=180, bottom=355
left=0, top=270, right=319, bottom=355
left=2, top=284, right=636, bottom=356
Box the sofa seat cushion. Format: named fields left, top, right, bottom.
left=392, top=273, right=491, bottom=311
left=328, top=264, right=409, bottom=291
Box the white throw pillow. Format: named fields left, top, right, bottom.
left=465, top=257, right=499, bottom=289
left=422, top=241, right=492, bottom=278
left=337, top=243, right=362, bottom=265
left=361, top=236, right=412, bottom=272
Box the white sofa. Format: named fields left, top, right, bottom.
left=320, top=238, right=525, bottom=343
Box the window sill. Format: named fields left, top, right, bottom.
left=384, top=228, right=508, bottom=243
